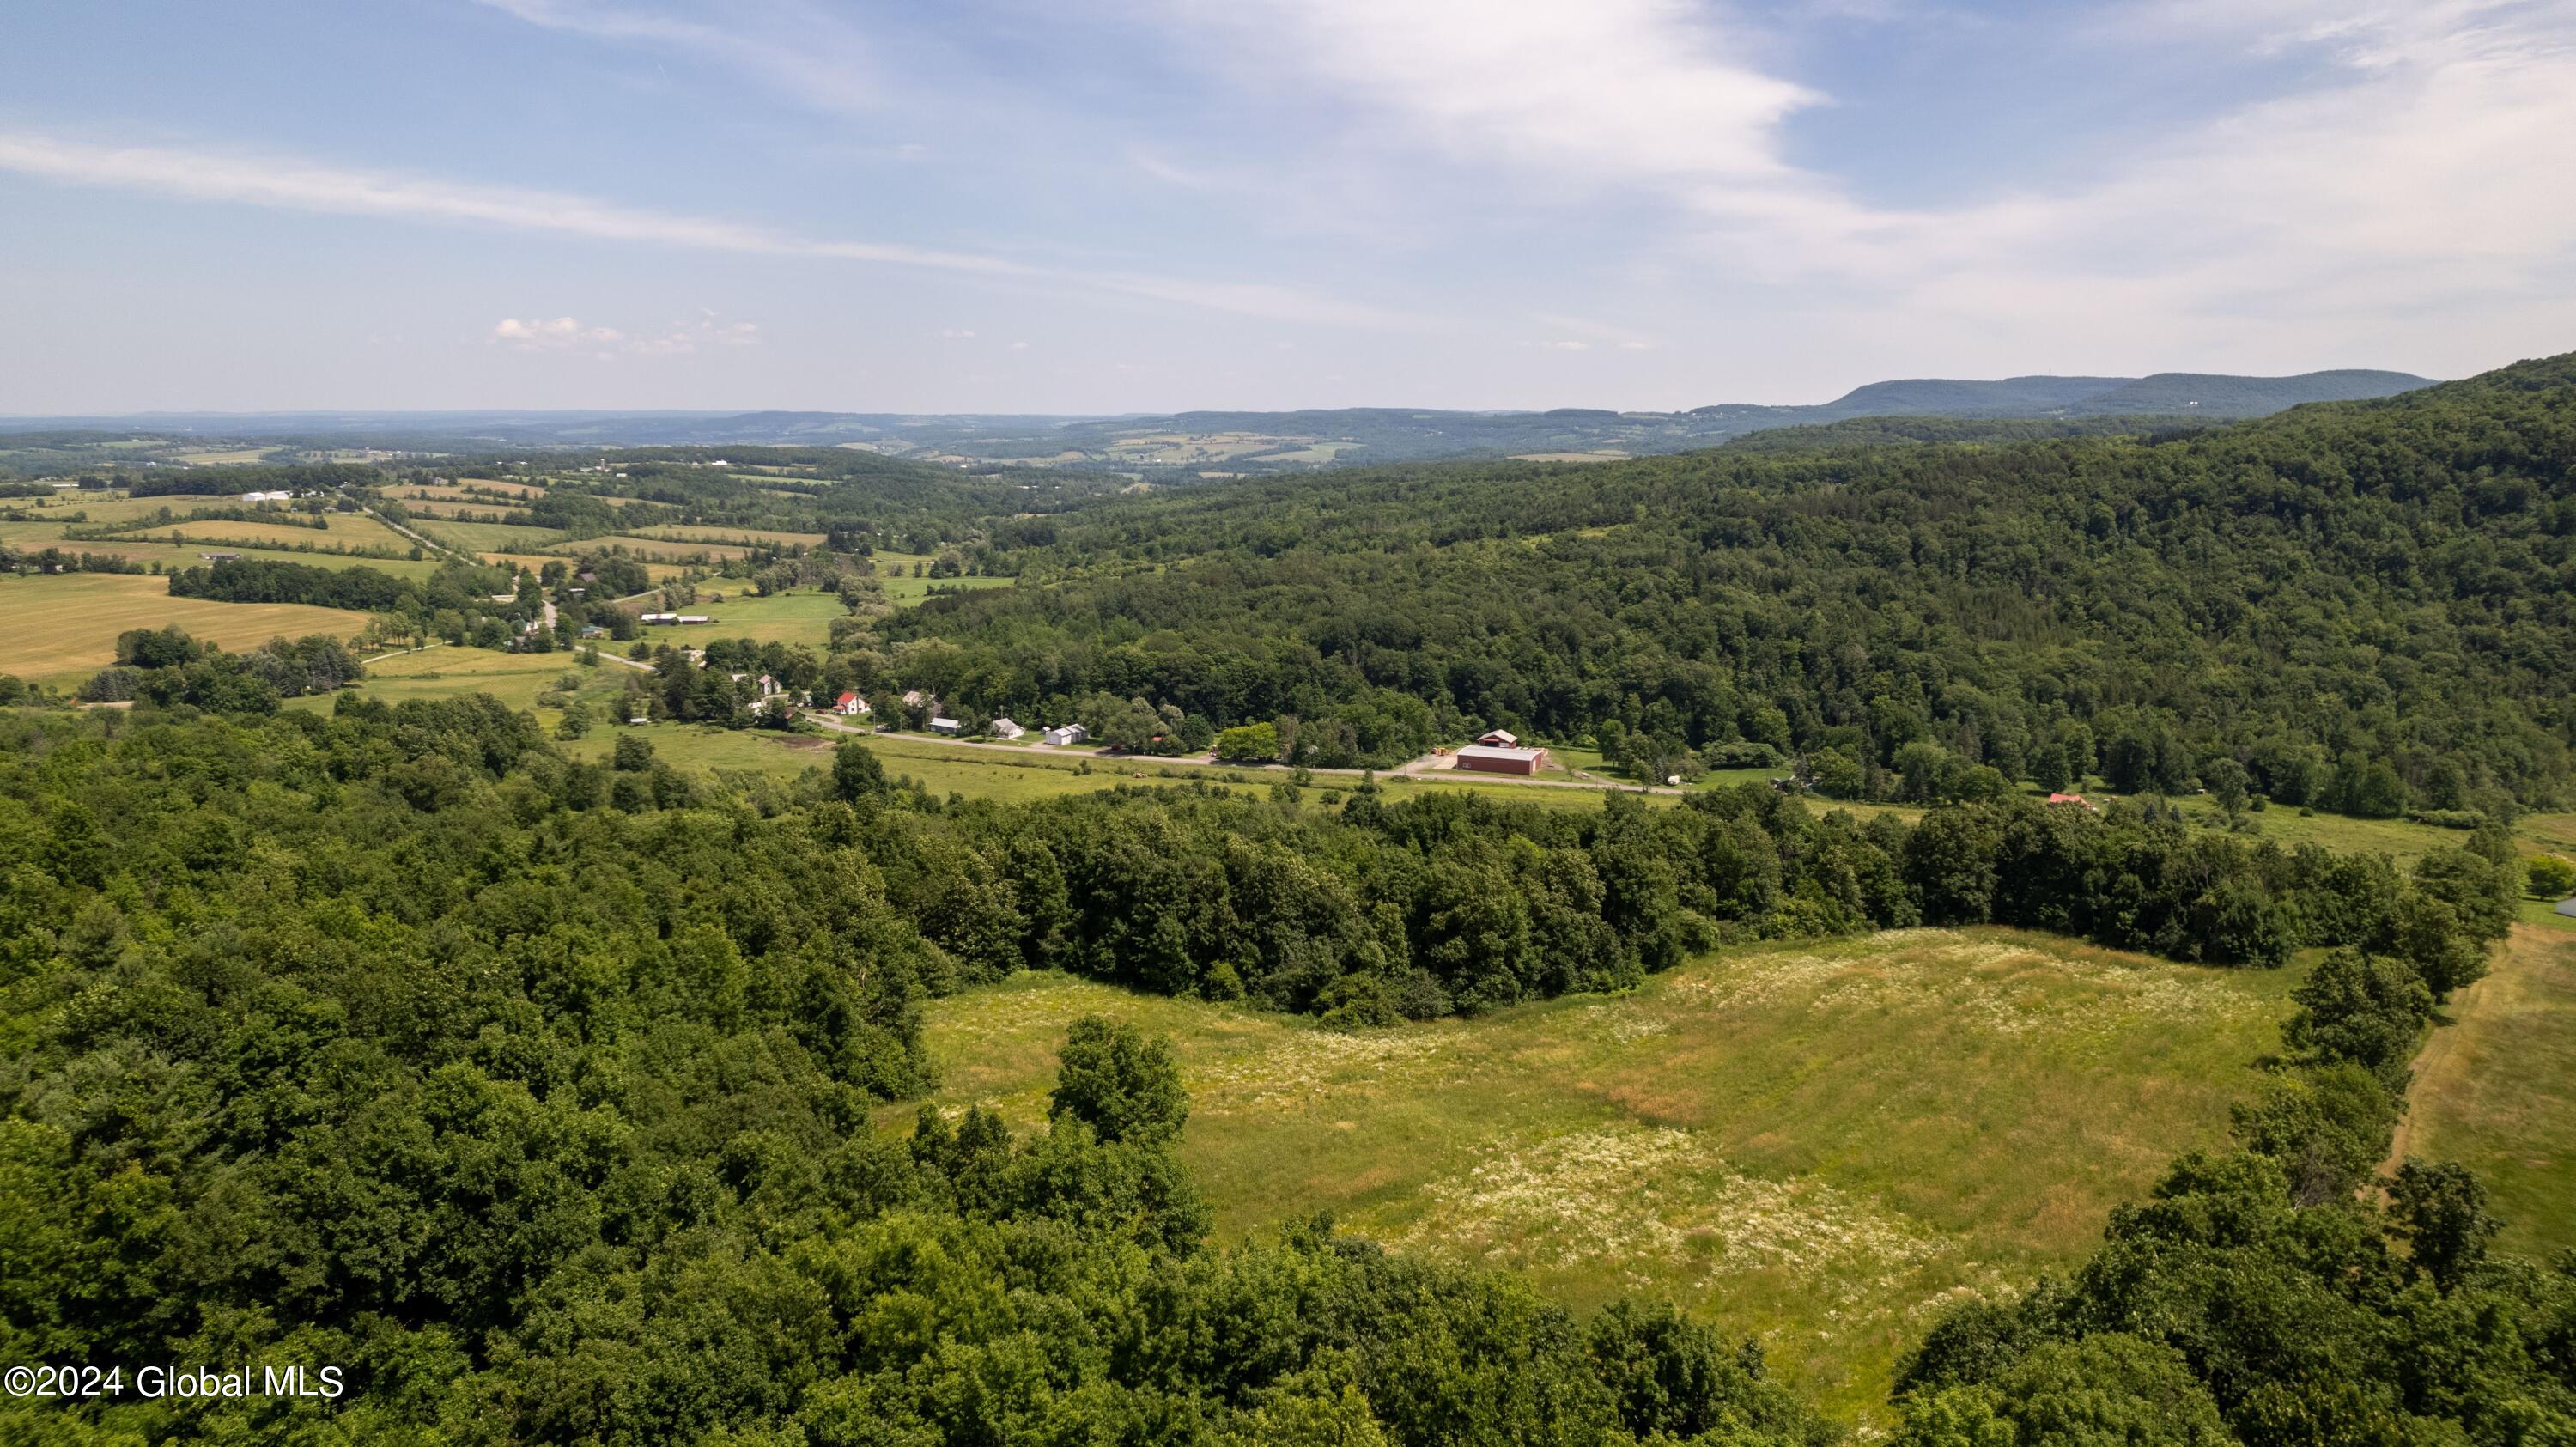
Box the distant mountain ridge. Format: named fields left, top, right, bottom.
left=0, top=368, right=2435, bottom=471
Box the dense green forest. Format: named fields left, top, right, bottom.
left=0, top=694, right=2560, bottom=1442
left=866, top=355, right=2574, bottom=811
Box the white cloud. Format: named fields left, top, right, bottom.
left=0, top=130, right=1418, bottom=329
left=493, top=316, right=623, bottom=350
left=1163, top=0, right=2576, bottom=369
left=492, top=313, right=759, bottom=356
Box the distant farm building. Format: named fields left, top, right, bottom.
left=990, top=717, right=1026, bottom=739
left=198, top=551, right=241, bottom=562
left=640, top=612, right=712, bottom=625
left=1477, top=729, right=1520, bottom=747
left=928, top=716, right=963, bottom=735
left=2046, top=793, right=2098, bottom=810
left=1042, top=723, right=1089, bottom=747
left=240, top=489, right=292, bottom=502
left=901, top=689, right=929, bottom=708
left=835, top=691, right=870, bottom=716
left=1455, top=744, right=1548, bottom=776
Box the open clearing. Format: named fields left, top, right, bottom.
left=896, top=928, right=2294, bottom=1420
left=2401, top=922, right=2576, bottom=1258
left=1, top=573, right=377, bottom=686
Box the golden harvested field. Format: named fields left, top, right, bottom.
left=900, top=928, right=2295, bottom=1423
left=0, top=573, right=378, bottom=686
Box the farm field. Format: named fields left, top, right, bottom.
left=411, top=518, right=572, bottom=553
left=2400, top=923, right=2576, bottom=1259
left=129, top=514, right=416, bottom=552
left=287, top=646, right=594, bottom=717
left=553, top=532, right=755, bottom=562
left=4, top=493, right=266, bottom=526
left=631, top=587, right=845, bottom=648
left=632, top=524, right=828, bottom=548
left=399, top=481, right=543, bottom=502
left=0, top=572, right=377, bottom=686
left=896, top=927, right=2297, bottom=1421
left=397, top=500, right=533, bottom=522
left=5, top=536, right=445, bottom=580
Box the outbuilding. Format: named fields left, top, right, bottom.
left=1476, top=729, right=1520, bottom=747
left=991, top=718, right=1026, bottom=739
left=928, top=716, right=963, bottom=735
left=1455, top=744, right=1548, bottom=776
left=1042, top=723, right=1089, bottom=747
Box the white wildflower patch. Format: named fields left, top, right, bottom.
left=1382, top=1125, right=1948, bottom=1299
left=1189, top=1026, right=1449, bottom=1110
left=1658, top=929, right=2265, bottom=1037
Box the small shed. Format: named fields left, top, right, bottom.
left=1455, top=745, right=1548, bottom=776
left=1042, top=723, right=1089, bottom=747
left=991, top=718, right=1026, bottom=739
left=1477, top=729, right=1520, bottom=747
left=928, top=716, right=963, bottom=735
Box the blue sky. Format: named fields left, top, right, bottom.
left=3, top=0, right=2573, bottom=413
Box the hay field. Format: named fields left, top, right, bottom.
left=1, top=573, right=377, bottom=686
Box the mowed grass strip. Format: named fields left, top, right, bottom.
left=2400, top=923, right=2576, bottom=1259
left=897, top=928, right=2293, bottom=1421
left=1, top=573, right=377, bottom=686
left=629, top=588, right=847, bottom=649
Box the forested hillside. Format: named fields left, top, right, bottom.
left=0, top=692, right=2561, bottom=1442
left=880, top=353, right=2576, bottom=810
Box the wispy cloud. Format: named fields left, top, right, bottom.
left=1163, top=0, right=2576, bottom=362
left=471, top=0, right=881, bottom=114
left=0, top=129, right=1417, bottom=328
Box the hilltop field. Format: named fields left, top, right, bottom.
left=895, top=927, right=2299, bottom=1420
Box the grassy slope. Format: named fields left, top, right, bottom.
left=631, top=589, right=847, bottom=650
left=3, top=573, right=378, bottom=687
left=896, top=929, right=2295, bottom=1421
left=2401, top=921, right=2576, bottom=1258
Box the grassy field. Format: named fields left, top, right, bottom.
left=631, top=588, right=846, bottom=649
left=290, top=647, right=598, bottom=717
left=412, top=518, right=573, bottom=553
left=896, top=928, right=2295, bottom=1423
left=2, top=573, right=378, bottom=686
left=2401, top=922, right=2576, bottom=1259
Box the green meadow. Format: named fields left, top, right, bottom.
left=2403, top=923, right=2576, bottom=1259
left=896, top=928, right=2298, bottom=1422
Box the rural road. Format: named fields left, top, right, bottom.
left=803, top=712, right=1688, bottom=798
